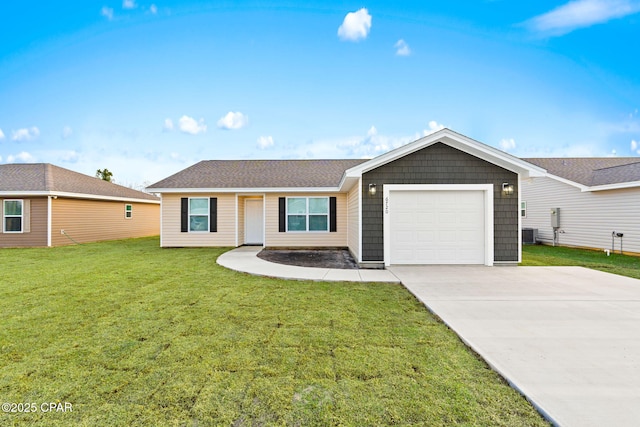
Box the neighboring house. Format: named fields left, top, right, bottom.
left=521, top=157, right=640, bottom=255
left=148, top=129, right=545, bottom=267
left=0, top=163, right=160, bottom=248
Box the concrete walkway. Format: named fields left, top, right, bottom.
left=390, top=265, right=640, bottom=427
left=217, top=246, right=400, bottom=283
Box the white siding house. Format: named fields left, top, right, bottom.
left=521, top=158, right=640, bottom=255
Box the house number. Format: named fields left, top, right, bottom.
left=385, top=197, right=389, bottom=214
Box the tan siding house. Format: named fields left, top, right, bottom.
left=522, top=158, right=640, bottom=255
left=0, top=163, right=160, bottom=248
left=148, top=159, right=367, bottom=254
left=148, top=129, right=544, bottom=267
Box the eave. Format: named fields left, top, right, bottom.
left=147, top=187, right=343, bottom=194
left=0, top=191, right=160, bottom=204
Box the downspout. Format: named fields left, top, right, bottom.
left=234, top=194, right=238, bottom=247
left=159, top=196, right=163, bottom=247
left=47, top=195, right=52, bottom=247
left=358, top=177, right=363, bottom=263
left=517, top=175, right=522, bottom=263
left=262, top=193, right=266, bottom=247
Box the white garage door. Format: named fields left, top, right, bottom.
left=389, top=190, right=486, bottom=264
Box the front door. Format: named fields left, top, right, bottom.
left=245, top=199, right=264, bottom=245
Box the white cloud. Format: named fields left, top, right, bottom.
left=60, top=150, right=80, bottom=163
left=150, top=4, right=158, bottom=14
left=217, top=111, right=248, bottom=130
left=287, top=122, right=449, bottom=160
left=123, top=0, right=136, bottom=9
left=394, top=39, right=411, bottom=56
left=632, top=139, right=640, bottom=154
left=101, top=6, right=114, bottom=20
left=257, top=135, right=274, bottom=149
left=338, top=8, right=372, bottom=42
left=11, top=127, right=40, bottom=142
left=0, top=128, right=5, bottom=140
left=336, top=126, right=410, bottom=158
left=499, top=138, right=517, bottom=152
left=178, top=116, right=207, bottom=135
left=162, top=118, right=174, bottom=132
left=62, top=126, right=73, bottom=139
left=7, top=151, right=35, bottom=163
left=423, top=121, right=445, bottom=136
left=526, top=0, right=640, bottom=36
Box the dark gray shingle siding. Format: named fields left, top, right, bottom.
left=361, top=143, right=519, bottom=262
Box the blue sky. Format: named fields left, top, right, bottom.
left=1, top=1, right=639, bottom=187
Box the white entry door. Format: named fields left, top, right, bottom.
left=245, top=199, right=264, bottom=245
left=387, top=188, right=487, bottom=265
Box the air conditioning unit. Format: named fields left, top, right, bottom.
left=522, top=228, right=538, bottom=245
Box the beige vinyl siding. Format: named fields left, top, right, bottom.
left=0, top=197, right=48, bottom=248
left=160, top=193, right=236, bottom=247
left=264, top=193, right=348, bottom=247
left=347, top=183, right=360, bottom=260
left=51, top=198, right=159, bottom=246
left=521, top=177, right=640, bottom=255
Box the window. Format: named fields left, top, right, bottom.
left=189, top=198, right=209, bottom=232
left=520, top=201, right=527, bottom=218
left=180, top=197, right=217, bottom=233
left=125, top=204, right=133, bottom=219
left=287, top=197, right=329, bottom=232
left=3, top=199, right=23, bottom=233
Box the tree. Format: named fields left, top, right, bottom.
left=96, top=168, right=113, bottom=182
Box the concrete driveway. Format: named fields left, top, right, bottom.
left=389, top=265, right=640, bottom=427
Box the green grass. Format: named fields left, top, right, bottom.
left=522, top=244, right=640, bottom=279
left=1, top=237, right=548, bottom=426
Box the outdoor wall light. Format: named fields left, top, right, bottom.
left=502, top=182, right=514, bottom=197
left=369, top=183, right=377, bottom=196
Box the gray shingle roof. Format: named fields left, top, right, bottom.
left=147, top=159, right=369, bottom=189
left=0, top=163, right=159, bottom=201
left=523, top=158, right=640, bottom=186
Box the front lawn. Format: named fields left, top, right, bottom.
left=522, top=244, right=640, bottom=279
left=0, top=237, right=548, bottom=426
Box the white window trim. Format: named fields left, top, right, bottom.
left=520, top=201, right=527, bottom=218
left=3, top=199, right=24, bottom=233
left=286, top=196, right=330, bottom=233
left=125, top=204, right=133, bottom=219
left=189, top=197, right=210, bottom=233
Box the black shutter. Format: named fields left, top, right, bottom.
left=209, top=198, right=217, bottom=232
left=180, top=198, right=188, bottom=232
left=329, top=197, right=337, bottom=232
left=279, top=197, right=286, bottom=232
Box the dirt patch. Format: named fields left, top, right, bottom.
left=257, top=249, right=359, bottom=269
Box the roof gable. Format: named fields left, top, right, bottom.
left=0, top=163, right=159, bottom=202
left=344, top=128, right=546, bottom=181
